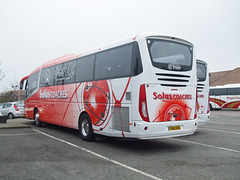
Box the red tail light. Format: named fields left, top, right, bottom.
left=14, top=104, right=19, bottom=111
left=194, top=88, right=198, bottom=119
left=139, top=84, right=149, bottom=122
left=207, top=92, right=210, bottom=113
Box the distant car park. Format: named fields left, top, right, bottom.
left=0, top=101, right=24, bottom=119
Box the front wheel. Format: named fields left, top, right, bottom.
left=34, top=110, right=42, bottom=127
left=79, top=114, right=94, bottom=141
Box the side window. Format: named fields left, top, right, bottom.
left=3, top=103, right=11, bottom=108
left=40, top=66, right=56, bottom=87
left=55, top=63, right=64, bottom=85
left=132, top=42, right=143, bottom=76
left=228, top=88, right=240, bottom=95
left=214, top=88, right=227, bottom=96
left=56, top=60, right=77, bottom=85
left=76, top=55, right=95, bottom=82
left=210, top=89, right=215, bottom=96
left=95, top=43, right=133, bottom=80
left=26, top=72, right=39, bottom=97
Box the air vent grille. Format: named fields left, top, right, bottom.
left=156, top=73, right=190, bottom=87
left=197, top=83, right=205, bottom=92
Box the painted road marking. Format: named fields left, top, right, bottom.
left=33, top=129, right=162, bottom=180
left=198, top=127, right=240, bottom=135
left=170, top=138, right=240, bottom=154
left=0, top=133, right=38, bottom=136
left=209, top=121, right=240, bottom=125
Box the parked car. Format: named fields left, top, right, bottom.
left=0, top=103, right=8, bottom=123
left=0, top=101, right=25, bottom=119
left=0, top=103, right=7, bottom=116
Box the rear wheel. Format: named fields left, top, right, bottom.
left=8, top=113, right=15, bottom=119
left=210, top=104, right=213, bottom=111
left=34, top=110, right=42, bottom=127
left=79, top=114, right=94, bottom=141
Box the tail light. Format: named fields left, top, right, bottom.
left=207, top=92, right=210, bottom=113
left=139, top=84, right=149, bottom=122
left=194, top=87, right=198, bottom=119
left=14, top=104, right=19, bottom=111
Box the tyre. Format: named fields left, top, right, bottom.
left=210, top=104, right=213, bottom=111
left=79, top=114, right=94, bottom=141
left=34, top=110, right=42, bottom=127
left=8, top=113, right=15, bottom=119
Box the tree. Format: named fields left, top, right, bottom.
left=0, top=61, right=5, bottom=81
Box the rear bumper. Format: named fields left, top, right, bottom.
left=128, top=119, right=198, bottom=139
left=13, top=111, right=25, bottom=118
left=198, top=113, right=210, bottom=125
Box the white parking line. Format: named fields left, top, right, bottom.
left=0, top=133, right=38, bottom=136
left=210, top=121, right=240, bottom=125
left=32, top=129, right=162, bottom=180
left=198, top=127, right=240, bottom=135
left=170, top=138, right=240, bottom=154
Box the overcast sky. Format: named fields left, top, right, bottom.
left=0, top=0, right=239, bottom=92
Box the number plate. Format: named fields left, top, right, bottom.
left=168, top=126, right=181, bottom=131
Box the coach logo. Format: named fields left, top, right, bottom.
left=168, top=64, right=173, bottom=70
left=168, top=64, right=181, bottom=71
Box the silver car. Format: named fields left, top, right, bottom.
left=0, top=101, right=25, bottom=119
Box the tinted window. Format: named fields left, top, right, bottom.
left=228, top=88, right=240, bottom=95
left=40, top=66, right=56, bottom=87
left=56, top=60, right=76, bottom=85
left=214, top=88, right=227, bottom=96
left=3, top=103, right=12, bottom=108
left=95, top=43, right=133, bottom=80
left=76, top=55, right=95, bottom=82
left=147, top=39, right=193, bottom=71
left=132, top=42, right=143, bottom=76
left=197, top=62, right=207, bottom=82
left=210, top=89, right=215, bottom=96
left=38, top=42, right=142, bottom=86
left=27, top=72, right=39, bottom=97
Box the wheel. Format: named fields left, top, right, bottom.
left=8, top=113, right=15, bottom=119
left=34, top=110, right=42, bottom=127
left=210, top=104, right=213, bottom=111
left=79, top=114, right=94, bottom=141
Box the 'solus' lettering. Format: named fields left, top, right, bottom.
left=153, top=92, right=192, bottom=100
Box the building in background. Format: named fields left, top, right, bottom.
left=210, top=67, right=240, bottom=87
left=0, top=90, right=24, bottom=102
left=209, top=67, right=240, bottom=110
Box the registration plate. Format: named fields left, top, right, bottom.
left=168, top=126, right=181, bottom=131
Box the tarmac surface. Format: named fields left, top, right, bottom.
left=0, top=111, right=240, bottom=180
left=0, top=118, right=31, bottom=129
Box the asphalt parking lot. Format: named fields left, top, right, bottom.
left=0, top=110, right=240, bottom=180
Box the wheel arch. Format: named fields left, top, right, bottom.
left=33, top=107, right=39, bottom=119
